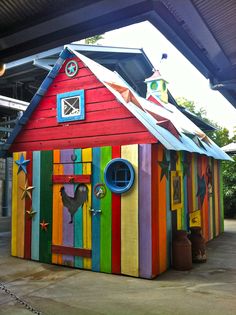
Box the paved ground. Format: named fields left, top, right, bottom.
left=1, top=220, right=236, bottom=315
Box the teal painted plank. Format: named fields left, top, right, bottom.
left=74, top=149, right=83, bottom=268
left=39, top=150, right=53, bottom=263
left=92, top=147, right=101, bottom=271
left=31, top=151, right=41, bottom=261
left=165, top=150, right=172, bottom=268
left=182, top=152, right=188, bottom=230
left=100, top=147, right=112, bottom=273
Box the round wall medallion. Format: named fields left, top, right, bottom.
left=65, top=60, right=79, bottom=77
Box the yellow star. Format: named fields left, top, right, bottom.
left=26, top=208, right=37, bottom=218
left=40, top=220, right=49, bottom=231
left=20, top=180, right=35, bottom=200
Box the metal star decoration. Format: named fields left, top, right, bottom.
left=15, top=154, right=30, bottom=174
left=196, top=175, right=206, bottom=207
left=20, top=181, right=35, bottom=200
left=40, top=220, right=49, bottom=231
left=26, top=208, right=37, bottom=218
left=158, top=152, right=170, bottom=181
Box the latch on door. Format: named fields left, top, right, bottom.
left=89, top=208, right=102, bottom=216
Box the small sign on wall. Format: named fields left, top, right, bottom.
left=171, top=171, right=183, bottom=210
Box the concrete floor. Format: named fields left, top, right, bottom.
left=1, top=220, right=236, bottom=315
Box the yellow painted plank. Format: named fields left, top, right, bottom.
left=11, top=152, right=18, bottom=257
left=52, top=150, right=63, bottom=264
left=176, top=152, right=183, bottom=230
left=82, top=148, right=92, bottom=269
left=16, top=152, right=26, bottom=258
left=214, top=160, right=219, bottom=236
left=121, top=144, right=139, bottom=277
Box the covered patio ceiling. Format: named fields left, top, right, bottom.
left=1, top=0, right=236, bottom=109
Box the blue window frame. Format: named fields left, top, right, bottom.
left=57, top=89, right=85, bottom=123
left=104, top=158, right=135, bottom=194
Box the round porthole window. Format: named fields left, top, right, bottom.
left=104, top=158, right=135, bottom=194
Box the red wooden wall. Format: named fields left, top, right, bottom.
left=11, top=57, right=157, bottom=153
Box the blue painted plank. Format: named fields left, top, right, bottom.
left=74, top=148, right=83, bottom=268
left=165, top=150, right=172, bottom=268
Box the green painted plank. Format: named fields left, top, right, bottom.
left=74, top=148, right=83, bottom=268
left=39, top=150, right=53, bottom=263
left=31, top=151, right=41, bottom=261
left=219, top=161, right=224, bottom=233
left=100, top=146, right=112, bottom=273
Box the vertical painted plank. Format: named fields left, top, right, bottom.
left=217, top=160, right=222, bottom=234
left=11, top=152, right=18, bottom=257
left=111, top=146, right=121, bottom=274
left=211, top=158, right=216, bottom=238
left=170, top=151, right=178, bottom=236
left=157, top=145, right=167, bottom=274
left=24, top=151, right=33, bottom=259
left=39, top=150, right=53, bottom=264
left=31, top=151, right=40, bottom=261
left=61, top=149, right=74, bottom=266
left=187, top=153, right=193, bottom=216
left=82, top=148, right=92, bottom=269
left=74, top=148, right=83, bottom=268
left=52, top=150, right=63, bottom=265
left=100, top=146, right=112, bottom=273
left=219, top=161, right=224, bottom=233
left=202, top=156, right=209, bottom=241
left=17, top=152, right=26, bottom=258
left=92, top=147, right=101, bottom=271
left=213, top=160, right=220, bottom=236
left=181, top=152, right=188, bottom=230
left=121, top=144, right=139, bottom=277
left=139, top=144, right=152, bottom=278
left=192, top=154, right=198, bottom=211
left=207, top=158, right=213, bottom=240
left=152, top=144, right=159, bottom=276
left=165, top=150, right=172, bottom=268
left=176, top=151, right=183, bottom=230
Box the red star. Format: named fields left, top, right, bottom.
left=40, top=220, right=49, bottom=231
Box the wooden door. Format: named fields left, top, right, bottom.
left=51, top=158, right=92, bottom=269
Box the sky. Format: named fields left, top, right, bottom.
left=95, top=21, right=236, bottom=136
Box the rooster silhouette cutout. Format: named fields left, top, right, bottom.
left=60, top=183, right=88, bottom=224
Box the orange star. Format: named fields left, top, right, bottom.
left=40, top=220, right=49, bottom=231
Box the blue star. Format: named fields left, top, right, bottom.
left=67, top=63, right=76, bottom=74
left=15, top=154, right=30, bottom=174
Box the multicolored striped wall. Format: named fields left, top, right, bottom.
left=12, top=144, right=224, bottom=279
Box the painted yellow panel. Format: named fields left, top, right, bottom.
left=52, top=150, right=63, bottom=264
left=11, top=152, right=18, bottom=257
left=121, top=144, right=139, bottom=277
left=16, top=152, right=26, bottom=258
left=82, top=148, right=92, bottom=269
left=189, top=210, right=201, bottom=227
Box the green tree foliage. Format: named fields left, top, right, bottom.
left=84, top=34, right=104, bottom=45
left=177, top=97, right=236, bottom=217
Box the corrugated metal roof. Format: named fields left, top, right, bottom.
left=1, top=47, right=232, bottom=161
left=192, top=0, right=236, bottom=66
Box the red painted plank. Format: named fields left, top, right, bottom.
left=187, top=153, right=193, bottom=214
left=11, top=131, right=157, bottom=153
left=52, top=174, right=91, bottom=184
left=24, top=106, right=134, bottom=130
left=47, top=75, right=103, bottom=96
left=111, top=146, right=121, bottom=274
left=54, top=67, right=93, bottom=83
left=152, top=143, right=159, bottom=276
left=24, top=151, right=32, bottom=259
left=15, top=118, right=147, bottom=143
left=30, top=100, right=121, bottom=120
left=51, top=245, right=92, bottom=258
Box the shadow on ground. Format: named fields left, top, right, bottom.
left=1, top=220, right=236, bottom=315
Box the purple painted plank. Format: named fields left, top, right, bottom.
left=138, top=144, right=152, bottom=278
left=60, top=149, right=74, bottom=266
